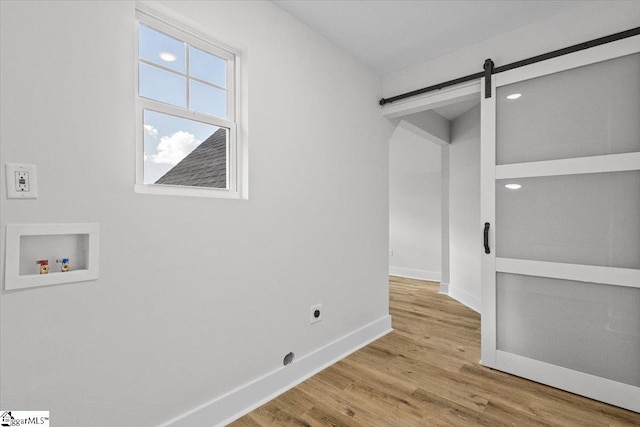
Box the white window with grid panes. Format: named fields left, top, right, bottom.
left=135, top=6, right=244, bottom=198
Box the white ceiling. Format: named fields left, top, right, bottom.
left=272, top=0, right=582, bottom=76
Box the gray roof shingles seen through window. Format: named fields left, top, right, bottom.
left=155, top=127, right=227, bottom=188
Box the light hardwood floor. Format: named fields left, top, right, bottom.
left=231, top=276, right=640, bottom=426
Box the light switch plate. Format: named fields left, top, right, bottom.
left=6, top=163, right=38, bottom=199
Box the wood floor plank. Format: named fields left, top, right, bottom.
left=231, top=276, right=640, bottom=426
left=298, top=379, right=396, bottom=427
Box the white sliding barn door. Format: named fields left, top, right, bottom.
left=480, top=35, right=640, bottom=412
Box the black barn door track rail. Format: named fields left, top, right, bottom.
left=379, top=26, right=640, bottom=105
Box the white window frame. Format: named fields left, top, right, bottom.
left=134, top=4, right=246, bottom=199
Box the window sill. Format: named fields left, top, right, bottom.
left=134, top=183, right=245, bottom=199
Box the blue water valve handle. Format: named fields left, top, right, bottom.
left=56, top=258, right=71, bottom=272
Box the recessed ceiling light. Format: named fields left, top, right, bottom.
left=159, top=52, right=177, bottom=62
left=506, top=93, right=522, bottom=100
left=505, top=184, right=522, bottom=190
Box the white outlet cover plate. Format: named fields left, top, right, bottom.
left=6, top=163, right=38, bottom=199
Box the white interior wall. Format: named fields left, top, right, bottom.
left=389, top=126, right=442, bottom=281
left=440, top=144, right=450, bottom=291
left=448, top=105, right=481, bottom=312
left=0, top=1, right=394, bottom=426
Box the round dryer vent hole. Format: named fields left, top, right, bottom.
left=283, top=352, right=295, bottom=366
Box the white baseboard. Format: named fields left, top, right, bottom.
left=389, top=266, right=442, bottom=282
left=447, top=283, right=481, bottom=313
left=160, top=316, right=393, bottom=427
left=439, top=282, right=449, bottom=294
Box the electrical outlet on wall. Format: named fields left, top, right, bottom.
left=310, top=304, right=322, bottom=324
left=15, top=171, right=30, bottom=192
left=5, top=163, right=38, bottom=199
